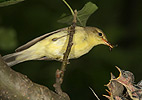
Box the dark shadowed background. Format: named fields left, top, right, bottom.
left=0, top=0, right=142, bottom=99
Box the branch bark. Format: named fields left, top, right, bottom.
left=0, top=55, right=69, bottom=100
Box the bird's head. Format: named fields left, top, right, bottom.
left=86, top=27, right=113, bottom=49
left=114, top=66, right=134, bottom=85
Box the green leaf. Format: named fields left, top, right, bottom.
left=0, top=27, right=18, bottom=50
left=58, top=2, right=98, bottom=27
left=0, top=0, right=24, bottom=7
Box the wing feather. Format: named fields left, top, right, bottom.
left=15, top=28, right=66, bottom=52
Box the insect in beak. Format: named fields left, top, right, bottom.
left=102, top=38, right=113, bottom=50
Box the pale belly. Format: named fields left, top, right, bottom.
left=46, top=38, right=92, bottom=59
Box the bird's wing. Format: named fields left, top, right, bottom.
left=15, top=28, right=66, bottom=52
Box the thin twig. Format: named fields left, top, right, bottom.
left=89, top=87, right=100, bottom=100
left=54, top=10, right=77, bottom=96
left=60, top=9, right=77, bottom=73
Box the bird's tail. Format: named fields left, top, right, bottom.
left=2, top=51, right=28, bottom=67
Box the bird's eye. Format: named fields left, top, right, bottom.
left=98, top=33, right=102, bottom=36
left=122, top=72, right=128, bottom=78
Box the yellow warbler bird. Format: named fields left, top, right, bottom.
left=2, top=26, right=113, bottom=67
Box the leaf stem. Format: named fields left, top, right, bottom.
left=62, top=0, right=74, bottom=16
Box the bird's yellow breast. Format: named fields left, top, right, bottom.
left=25, top=26, right=96, bottom=60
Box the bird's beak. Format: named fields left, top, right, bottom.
left=114, top=66, right=128, bottom=85
left=102, top=38, right=113, bottom=49
left=115, top=66, right=122, bottom=78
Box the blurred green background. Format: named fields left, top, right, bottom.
left=0, top=0, right=142, bottom=99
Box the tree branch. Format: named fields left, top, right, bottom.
left=0, top=55, right=69, bottom=100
